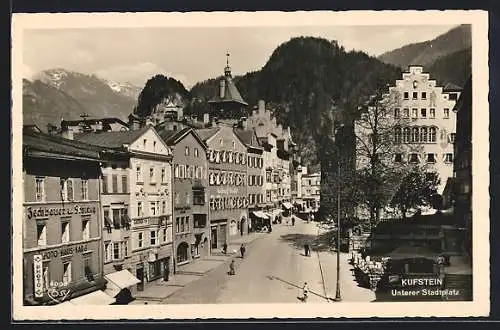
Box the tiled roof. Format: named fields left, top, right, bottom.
left=208, top=76, right=248, bottom=106
left=234, top=128, right=260, bottom=148
left=443, top=82, right=463, bottom=92
left=195, top=127, right=220, bottom=142
left=61, top=117, right=129, bottom=129
left=23, top=128, right=103, bottom=160
left=158, top=128, right=190, bottom=145
left=74, top=126, right=149, bottom=148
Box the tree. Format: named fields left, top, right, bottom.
left=354, top=85, right=413, bottom=228
left=389, top=167, right=440, bottom=220
left=134, top=74, right=190, bottom=122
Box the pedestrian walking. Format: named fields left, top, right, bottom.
left=229, top=259, right=236, bottom=275
left=302, top=282, right=309, bottom=302
left=292, top=217, right=295, bottom=226
left=304, top=244, right=308, bottom=256
left=223, top=242, right=228, bottom=254
left=240, top=244, right=246, bottom=258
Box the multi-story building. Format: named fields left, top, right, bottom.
left=300, top=169, right=321, bottom=213
left=234, top=125, right=267, bottom=231
left=385, top=66, right=460, bottom=195
left=74, top=126, right=174, bottom=295
left=197, top=125, right=249, bottom=251
left=246, top=100, right=296, bottom=219
left=452, top=76, right=472, bottom=256
left=23, top=127, right=109, bottom=305
left=61, top=117, right=129, bottom=135
left=158, top=127, right=210, bottom=268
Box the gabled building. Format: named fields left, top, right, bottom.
left=61, top=117, right=129, bottom=136
left=234, top=126, right=267, bottom=231
left=23, top=127, right=108, bottom=305
left=196, top=124, right=249, bottom=251
left=157, top=127, right=210, bottom=269
left=74, top=126, right=174, bottom=297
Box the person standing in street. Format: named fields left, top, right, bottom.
left=240, top=244, right=246, bottom=258
left=302, top=282, right=309, bottom=302
left=229, top=259, right=236, bottom=275
left=304, top=243, right=308, bottom=256
left=292, top=217, right=295, bottom=226
left=223, top=242, right=228, bottom=254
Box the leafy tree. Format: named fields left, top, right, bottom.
left=389, top=167, right=440, bottom=220
left=354, top=84, right=413, bottom=229
left=134, top=74, right=190, bottom=122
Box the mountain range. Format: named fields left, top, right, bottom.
left=22, top=25, right=471, bottom=164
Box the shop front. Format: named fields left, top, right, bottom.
left=210, top=219, right=228, bottom=251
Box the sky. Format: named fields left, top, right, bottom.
left=23, top=25, right=457, bottom=89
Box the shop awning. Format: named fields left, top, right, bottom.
left=282, top=202, right=294, bottom=209
left=67, top=290, right=116, bottom=305
left=252, top=211, right=269, bottom=219
left=104, top=270, right=140, bottom=297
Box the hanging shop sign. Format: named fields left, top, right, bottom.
left=33, top=254, right=44, bottom=298
left=26, top=205, right=97, bottom=220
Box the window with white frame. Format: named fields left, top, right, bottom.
left=61, top=221, right=70, bottom=243
left=137, top=232, right=143, bottom=249
left=394, top=108, right=400, bottom=118
left=194, top=148, right=199, bottom=157
left=430, top=108, right=435, bottom=118
left=427, top=153, right=437, bottom=164
left=150, top=202, right=156, bottom=216
left=150, top=230, right=157, bottom=245
left=403, top=108, right=409, bottom=118
left=123, top=239, right=129, bottom=257
left=162, top=227, right=167, bottom=242
left=35, top=177, right=45, bottom=202
left=429, top=127, right=437, bottom=142
left=37, top=221, right=47, bottom=246
left=394, top=153, right=403, bottom=163
left=137, top=201, right=143, bottom=217
left=136, top=165, right=142, bottom=182
left=81, top=179, right=89, bottom=200
left=445, top=153, right=453, bottom=163
left=161, top=168, right=166, bottom=182
left=104, top=242, right=112, bottom=262
left=411, top=108, right=418, bottom=118
left=444, top=108, right=450, bottom=118
left=421, top=108, right=427, bottom=118
left=113, top=242, right=121, bottom=260
left=62, top=261, right=72, bottom=285
left=82, top=219, right=90, bottom=240
left=60, top=178, right=74, bottom=201
left=150, top=167, right=155, bottom=182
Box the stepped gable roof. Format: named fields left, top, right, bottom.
left=195, top=127, right=220, bottom=142
left=74, top=125, right=150, bottom=149
left=23, top=127, right=103, bottom=161
left=443, top=82, right=463, bottom=92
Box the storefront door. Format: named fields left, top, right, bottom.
left=136, top=266, right=144, bottom=291
left=211, top=226, right=218, bottom=249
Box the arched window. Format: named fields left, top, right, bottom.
left=394, top=127, right=402, bottom=144
left=429, top=127, right=437, bottom=143
left=411, top=127, right=420, bottom=143
left=403, top=127, right=411, bottom=143
left=174, top=164, right=179, bottom=178
left=420, top=127, right=428, bottom=142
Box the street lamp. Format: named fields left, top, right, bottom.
left=333, top=147, right=342, bottom=302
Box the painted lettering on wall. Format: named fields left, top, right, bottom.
left=216, top=188, right=239, bottom=195
left=26, top=205, right=97, bottom=219
left=33, top=254, right=44, bottom=298
left=41, top=244, right=88, bottom=260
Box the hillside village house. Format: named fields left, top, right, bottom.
left=197, top=125, right=249, bottom=251
left=355, top=65, right=461, bottom=219
left=23, top=127, right=110, bottom=305
left=74, top=126, right=174, bottom=297
left=157, top=127, right=210, bottom=268
left=61, top=117, right=130, bottom=135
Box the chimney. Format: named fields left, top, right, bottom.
left=203, top=113, right=210, bottom=124
left=258, top=100, right=265, bottom=114
left=240, top=117, right=248, bottom=130
left=177, top=107, right=184, bottom=121
left=220, top=79, right=226, bottom=99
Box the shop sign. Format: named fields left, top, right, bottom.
left=33, top=254, right=44, bottom=298
left=41, top=244, right=88, bottom=260
left=216, top=187, right=238, bottom=195
left=26, top=205, right=97, bottom=220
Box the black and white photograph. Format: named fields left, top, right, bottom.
left=11, top=11, right=490, bottom=319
